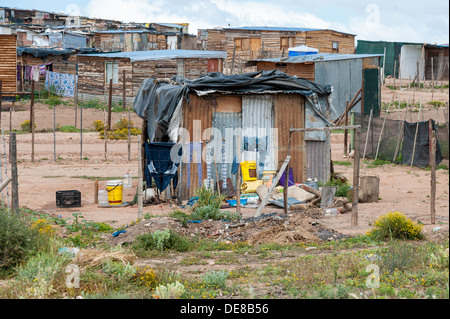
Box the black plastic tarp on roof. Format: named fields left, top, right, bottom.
left=134, top=70, right=333, bottom=143
left=17, top=47, right=76, bottom=58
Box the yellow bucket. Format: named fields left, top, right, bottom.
left=240, top=161, right=257, bottom=181
left=106, top=180, right=123, bottom=205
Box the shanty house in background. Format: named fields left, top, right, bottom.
left=247, top=53, right=383, bottom=118
left=133, top=71, right=334, bottom=200
left=76, top=49, right=227, bottom=104
left=356, top=40, right=449, bottom=81
left=202, top=26, right=356, bottom=71
left=0, top=34, right=18, bottom=100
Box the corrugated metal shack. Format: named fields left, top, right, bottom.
left=0, top=34, right=18, bottom=99
left=76, top=49, right=227, bottom=104
left=133, top=71, right=334, bottom=200
left=247, top=53, right=383, bottom=119
left=203, top=26, right=356, bottom=70
left=357, top=40, right=449, bottom=81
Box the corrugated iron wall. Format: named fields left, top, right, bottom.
left=212, top=112, right=242, bottom=191
left=180, top=93, right=213, bottom=199
left=178, top=92, right=329, bottom=199
left=242, top=95, right=276, bottom=175
left=306, top=136, right=331, bottom=183
left=314, top=58, right=363, bottom=120
left=273, top=94, right=306, bottom=183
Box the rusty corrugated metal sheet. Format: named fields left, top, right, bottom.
left=180, top=93, right=213, bottom=199
left=273, top=94, right=306, bottom=183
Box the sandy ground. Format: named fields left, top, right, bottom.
left=0, top=84, right=448, bottom=238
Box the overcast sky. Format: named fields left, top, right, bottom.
left=3, top=0, right=449, bottom=44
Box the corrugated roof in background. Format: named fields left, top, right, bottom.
left=250, top=53, right=383, bottom=64
left=223, top=26, right=356, bottom=36
left=77, top=49, right=227, bottom=62
left=224, top=26, right=321, bottom=32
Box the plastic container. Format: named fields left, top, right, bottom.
left=227, top=198, right=248, bottom=207
left=241, top=180, right=263, bottom=194
left=123, top=172, right=132, bottom=188
left=106, top=180, right=123, bottom=205
left=262, top=170, right=276, bottom=187
left=240, top=161, right=257, bottom=181
left=98, top=188, right=108, bottom=205
left=324, top=208, right=339, bottom=216
left=56, top=190, right=81, bottom=208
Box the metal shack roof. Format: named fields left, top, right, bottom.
left=93, top=30, right=153, bottom=34
left=224, top=26, right=321, bottom=32
left=223, top=26, right=356, bottom=36
left=77, top=49, right=227, bottom=62
left=249, top=53, right=383, bottom=64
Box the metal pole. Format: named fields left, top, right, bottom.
left=10, top=132, right=19, bottom=213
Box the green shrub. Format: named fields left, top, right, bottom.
left=133, top=229, right=191, bottom=252
left=0, top=211, right=41, bottom=269
left=20, top=120, right=36, bottom=132
left=58, top=125, right=79, bottom=132
left=154, top=281, right=185, bottom=299
left=202, top=270, right=229, bottom=289
left=194, top=186, right=225, bottom=210
left=366, top=211, right=424, bottom=241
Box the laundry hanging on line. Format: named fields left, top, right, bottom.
left=45, top=71, right=78, bottom=98
left=144, top=142, right=182, bottom=192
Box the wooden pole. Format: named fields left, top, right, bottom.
left=80, top=101, right=83, bottom=160
left=375, top=103, right=390, bottom=160
left=431, top=57, right=434, bottom=100
left=393, top=60, right=397, bottom=89
left=284, top=130, right=293, bottom=214
left=124, top=70, right=131, bottom=162
left=351, top=127, right=361, bottom=227
left=236, top=132, right=241, bottom=215
left=138, top=135, right=143, bottom=219
left=30, top=80, right=35, bottom=162
left=10, top=132, right=19, bottom=213
left=255, top=155, right=291, bottom=217
left=411, top=100, right=422, bottom=166
left=393, top=99, right=410, bottom=162
left=430, top=130, right=436, bottom=224
left=344, top=101, right=349, bottom=155
left=363, top=108, right=373, bottom=160
left=53, top=98, right=56, bottom=162
left=108, top=78, right=112, bottom=130
left=104, top=109, right=108, bottom=160
left=94, top=179, right=99, bottom=204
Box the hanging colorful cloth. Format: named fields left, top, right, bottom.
left=39, top=64, right=47, bottom=75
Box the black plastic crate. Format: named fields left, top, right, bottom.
left=56, top=190, right=81, bottom=208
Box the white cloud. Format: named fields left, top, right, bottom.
left=82, top=0, right=449, bottom=43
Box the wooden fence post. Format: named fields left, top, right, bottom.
left=344, top=101, right=349, bottom=155
left=138, top=135, right=143, bottom=219
left=10, top=132, right=19, bottom=213
left=351, top=127, right=361, bottom=227
left=30, top=80, right=35, bottom=162
left=430, top=129, right=436, bottom=224
left=108, top=78, right=113, bottom=130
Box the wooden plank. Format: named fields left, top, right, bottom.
left=255, top=155, right=291, bottom=217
